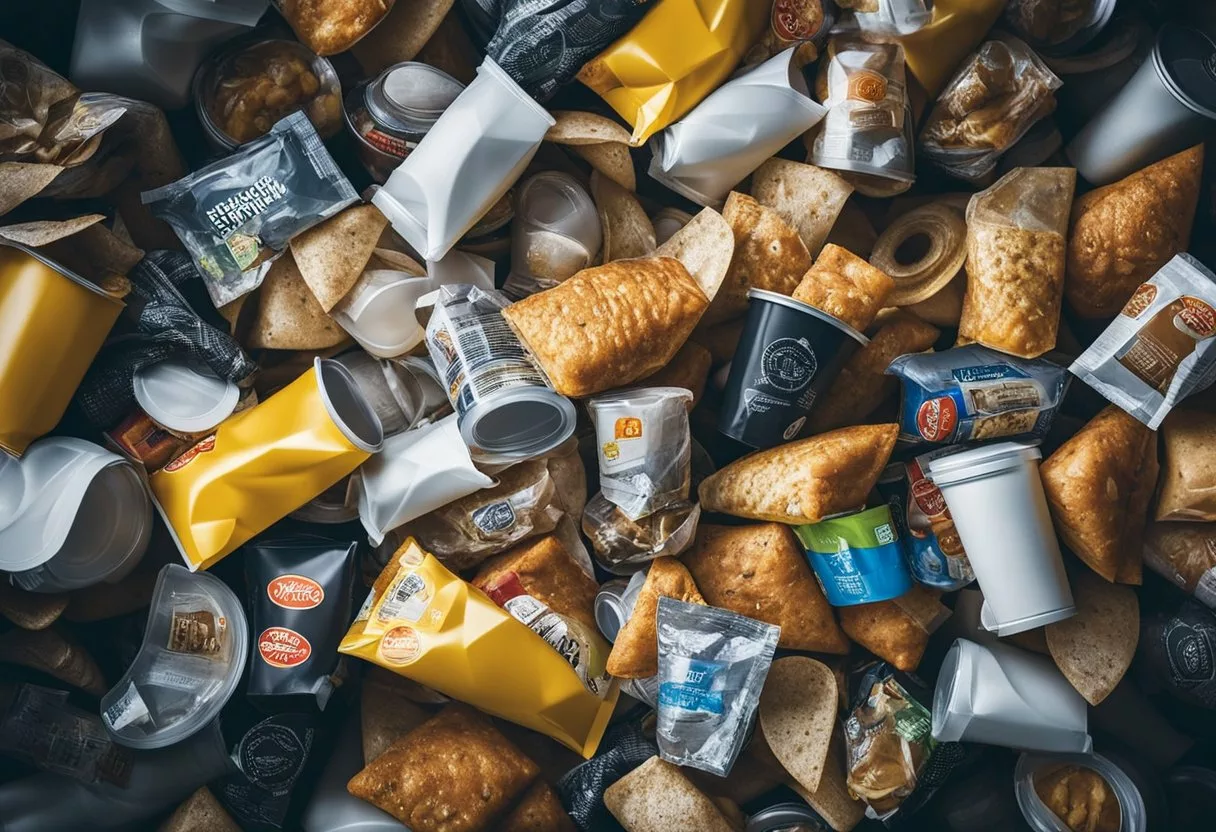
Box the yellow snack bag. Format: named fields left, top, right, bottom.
left=150, top=358, right=382, bottom=570
left=577, top=0, right=768, bottom=145
left=899, top=0, right=1008, bottom=97
left=339, top=538, right=618, bottom=758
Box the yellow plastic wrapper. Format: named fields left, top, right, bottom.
left=0, top=243, right=123, bottom=457
left=339, top=538, right=619, bottom=758
left=899, top=0, right=1007, bottom=97
left=576, top=0, right=769, bottom=145
left=150, top=358, right=382, bottom=570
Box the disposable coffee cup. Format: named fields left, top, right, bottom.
left=101, top=564, right=249, bottom=749
left=649, top=48, right=826, bottom=207
left=1067, top=23, right=1216, bottom=185
left=793, top=505, right=913, bottom=606
left=0, top=437, right=152, bottom=593
left=927, top=442, right=1075, bottom=636
left=932, top=638, right=1092, bottom=754
left=719, top=289, right=867, bottom=449
left=371, top=56, right=555, bottom=261
left=133, top=359, right=240, bottom=437
left=1015, top=751, right=1147, bottom=832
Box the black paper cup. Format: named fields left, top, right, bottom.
left=718, top=289, right=867, bottom=449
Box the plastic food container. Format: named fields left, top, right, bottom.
left=101, top=564, right=249, bottom=749
left=927, top=441, right=1075, bottom=636
left=194, top=37, right=342, bottom=152
left=1015, top=751, right=1147, bottom=832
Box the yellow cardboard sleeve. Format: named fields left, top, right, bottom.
left=577, top=0, right=769, bottom=145
left=0, top=244, right=123, bottom=457
left=899, top=0, right=1007, bottom=97
left=340, top=539, right=619, bottom=759
left=150, top=359, right=379, bottom=571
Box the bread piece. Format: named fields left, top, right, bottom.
left=750, top=158, right=853, bottom=257
left=698, top=424, right=899, bottom=524
left=759, top=657, right=838, bottom=793
left=502, top=257, right=708, bottom=397
left=604, top=756, right=736, bottom=832
left=158, top=787, right=241, bottom=832
left=246, top=254, right=349, bottom=350
left=1039, top=405, right=1157, bottom=583
left=346, top=703, right=538, bottom=832
left=1045, top=569, right=1139, bottom=705
left=706, top=192, right=812, bottom=325
left=472, top=535, right=599, bottom=632
left=1156, top=409, right=1216, bottom=522
left=606, top=557, right=705, bottom=679
left=683, top=524, right=847, bottom=654
left=807, top=311, right=939, bottom=433
left=792, top=244, right=895, bottom=331
left=1067, top=146, right=1204, bottom=318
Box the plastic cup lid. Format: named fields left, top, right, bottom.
left=133, top=360, right=240, bottom=434
left=926, top=441, right=1042, bottom=487
left=1155, top=23, right=1216, bottom=119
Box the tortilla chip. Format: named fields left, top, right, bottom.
left=361, top=666, right=432, bottom=763
left=0, top=581, right=66, bottom=630
left=691, top=318, right=745, bottom=365
left=683, top=524, right=847, bottom=654
left=837, top=599, right=930, bottom=672
left=604, top=756, right=737, bottom=832
left=347, top=703, right=538, bottom=831
left=0, top=162, right=63, bottom=217
left=698, top=424, right=899, bottom=524
left=750, top=159, right=853, bottom=257
left=351, top=0, right=455, bottom=72
left=707, top=192, right=812, bottom=325
left=654, top=207, right=733, bottom=302
left=807, top=311, right=939, bottom=433
left=636, top=341, right=713, bottom=406
left=793, top=244, right=895, bottom=332
left=0, top=215, right=105, bottom=247
left=759, top=657, right=838, bottom=793
left=592, top=172, right=654, bottom=260
left=502, top=257, right=707, bottom=398
left=1040, top=406, right=1157, bottom=583
left=787, top=732, right=865, bottom=832
left=572, top=142, right=637, bottom=192
left=547, top=111, right=634, bottom=146
left=499, top=780, right=578, bottom=832
left=1045, top=569, right=1139, bottom=705
left=290, top=204, right=389, bottom=311
left=473, top=535, right=600, bottom=632
left=606, top=557, right=705, bottom=679
left=0, top=625, right=106, bottom=696
left=246, top=254, right=350, bottom=351
left=158, top=787, right=241, bottom=832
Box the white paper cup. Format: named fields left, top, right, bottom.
left=927, top=442, right=1075, bottom=636
left=372, top=56, right=555, bottom=261
left=933, top=638, right=1092, bottom=754
left=648, top=47, right=826, bottom=207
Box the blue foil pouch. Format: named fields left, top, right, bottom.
left=886, top=345, right=1069, bottom=445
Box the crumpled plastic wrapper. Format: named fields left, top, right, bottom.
left=582, top=494, right=701, bottom=573
left=0, top=40, right=184, bottom=217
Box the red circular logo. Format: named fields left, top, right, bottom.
left=1179, top=296, right=1216, bottom=338
left=379, top=626, right=422, bottom=665
left=910, top=477, right=948, bottom=518
left=916, top=397, right=957, bottom=443
left=267, top=575, right=325, bottom=610
left=258, top=627, right=311, bottom=668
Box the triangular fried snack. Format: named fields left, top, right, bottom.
left=290, top=204, right=388, bottom=311
left=683, top=523, right=847, bottom=653
left=1040, top=405, right=1157, bottom=582
left=1046, top=569, right=1139, bottom=705
left=698, top=424, right=899, bottom=524
left=606, top=557, right=705, bottom=679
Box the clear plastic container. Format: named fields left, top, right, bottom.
left=1015, top=751, right=1146, bottom=832
left=100, top=564, right=249, bottom=749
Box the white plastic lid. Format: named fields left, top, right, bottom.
left=926, top=441, right=1043, bottom=488
left=133, top=360, right=240, bottom=434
